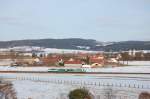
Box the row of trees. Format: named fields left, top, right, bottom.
left=120, top=52, right=150, bottom=61
left=68, top=88, right=150, bottom=99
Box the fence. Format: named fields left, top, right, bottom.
left=0, top=74, right=150, bottom=90
left=0, top=74, right=150, bottom=99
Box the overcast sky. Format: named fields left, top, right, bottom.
left=0, top=0, right=150, bottom=41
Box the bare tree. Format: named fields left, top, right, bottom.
left=139, top=92, right=150, bottom=99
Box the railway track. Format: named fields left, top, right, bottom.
left=0, top=70, right=150, bottom=74
left=1, top=71, right=150, bottom=80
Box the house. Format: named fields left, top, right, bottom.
left=82, top=65, right=92, bottom=68
left=64, top=58, right=83, bottom=67
left=108, top=58, right=118, bottom=63
left=42, top=55, right=62, bottom=66
left=12, top=58, right=35, bottom=66
left=89, top=54, right=104, bottom=67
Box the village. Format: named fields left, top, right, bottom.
left=0, top=46, right=150, bottom=68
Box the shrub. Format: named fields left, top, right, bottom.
left=68, top=88, right=92, bottom=99
left=139, top=92, right=150, bottom=99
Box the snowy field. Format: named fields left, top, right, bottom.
left=12, top=80, right=75, bottom=99
left=0, top=65, right=150, bottom=73
left=11, top=77, right=150, bottom=99
left=0, top=66, right=49, bottom=71
left=0, top=59, right=13, bottom=66
left=0, top=66, right=149, bottom=99
left=85, top=65, right=150, bottom=73
left=44, top=48, right=99, bottom=54
left=119, top=61, right=150, bottom=66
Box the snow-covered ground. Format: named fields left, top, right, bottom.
left=1, top=46, right=98, bottom=54
left=44, top=48, right=98, bottom=54
left=0, top=66, right=149, bottom=99
left=0, top=59, right=13, bottom=66
left=0, top=66, right=49, bottom=71
left=85, top=66, right=150, bottom=73
left=119, top=61, right=150, bottom=66
left=12, top=80, right=75, bottom=99
left=10, top=72, right=149, bottom=99
left=0, top=65, right=150, bottom=73
left=11, top=76, right=150, bottom=99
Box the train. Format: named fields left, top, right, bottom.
left=48, top=68, right=86, bottom=73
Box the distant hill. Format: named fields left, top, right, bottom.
left=0, top=38, right=150, bottom=51
left=93, top=41, right=150, bottom=51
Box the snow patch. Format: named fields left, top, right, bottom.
left=12, top=80, right=75, bottom=99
